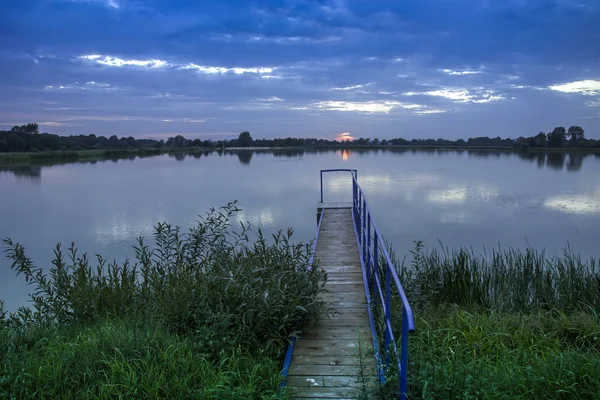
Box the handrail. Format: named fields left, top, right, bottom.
left=320, top=169, right=357, bottom=203
left=280, top=208, right=325, bottom=388
left=321, top=169, right=415, bottom=400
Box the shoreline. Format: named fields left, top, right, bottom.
left=1, top=145, right=599, bottom=165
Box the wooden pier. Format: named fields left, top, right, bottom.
left=286, top=206, right=377, bottom=399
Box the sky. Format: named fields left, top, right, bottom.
left=0, top=0, right=599, bottom=140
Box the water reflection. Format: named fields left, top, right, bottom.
left=1, top=149, right=599, bottom=182
left=544, top=192, right=600, bottom=215
left=0, top=165, right=42, bottom=180
left=536, top=153, right=546, bottom=169
left=237, top=151, right=253, bottom=165
left=546, top=153, right=566, bottom=170
left=566, top=154, right=584, bottom=172
left=341, top=149, right=350, bottom=161
left=427, top=187, right=468, bottom=204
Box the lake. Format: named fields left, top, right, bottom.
left=1, top=148, right=600, bottom=310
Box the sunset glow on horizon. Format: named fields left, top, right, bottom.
left=336, top=132, right=354, bottom=142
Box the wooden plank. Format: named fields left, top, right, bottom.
left=288, top=364, right=358, bottom=376
left=314, top=319, right=372, bottom=328
left=301, top=327, right=371, bottom=340
left=288, top=386, right=362, bottom=398
left=292, top=340, right=361, bottom=357
left=286, top=356, right=369, bottom=367
left=322, top=283, right=364, bottom=292
left=322, top=273, right=363, bottom=279
left=287, top=375, right=365, bottom=387
left=318, top=202, right=353, bottom=209
left=316, top=265, right=360, bottom=273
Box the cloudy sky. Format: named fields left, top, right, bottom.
left=0, top=0, right=599, bottom=140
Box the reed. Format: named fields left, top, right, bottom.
left=384, top=241, right=600, bottom=399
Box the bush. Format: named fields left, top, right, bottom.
left=2, top=202, right=326, bottom=356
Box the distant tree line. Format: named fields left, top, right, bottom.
left=1, top=124, right=598, bottom=153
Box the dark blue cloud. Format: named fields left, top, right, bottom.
left=0, top=0, right=598, bottom=138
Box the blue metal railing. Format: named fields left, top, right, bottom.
left=280, top=208, right=325, bottom=387
left=320, top=168, right=357, bottom=203
left=321, top=169, right=415, bottom=399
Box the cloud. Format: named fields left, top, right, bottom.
left=313, top=101, right=400, bottom=113
left=43, top=81, right=118, bottom=92
left=310, top=100, right=443, bottom=114
left=404, top=88, right=505, bottom=104
left=181, top=63, right=274, bottom=75
left=66, top=0, right=120, bottom=9
left=79, top=55, right=170, bottom=68
left=548, top=80, right=600, bottom=96
left=405, top=89, right=473, bottom=102
left=414, top=109, right=446, bottom=115
left=330, top=83, right=372, bottom=91
left=257, top=96, right=284, bottom=102
left=79, top=54, right=274, bottom=76
left=441, top=69, right=482, bottom=76
left=161, top=118, right=205, bottom=123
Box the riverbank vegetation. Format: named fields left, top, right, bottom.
left=0, top=203, right=326, bottom=399
left=388, top=242, right=600, bottom=399
left=1, top=123, right=598, bottom=154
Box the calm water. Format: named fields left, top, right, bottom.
left=1, top=149, right=600, bottom=310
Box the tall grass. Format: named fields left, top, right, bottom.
left=0, top=319, right=284, bottom=399
left=1, top=202, right=326, bottom=398
left=400, top=241, right=599, bottom=313
left=380, top=242, right=600, bottom=399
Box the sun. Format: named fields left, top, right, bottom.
left=336, top=132, right=354, bottom=142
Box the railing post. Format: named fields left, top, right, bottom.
left=362, top=198, right=367, bottom=251
left=373, top=232, right=378, bottom=307
left=358, top=191, right=362, bottom=243
left=352, top=179, right=357, bottom=228
left=365, top=212, right=371, bottom=284
left=320, top=170, right=324, bottom=203
left=400, top=308, right=409, bottom=400
left=385, top=258, right=391, bottom=366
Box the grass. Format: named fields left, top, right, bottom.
left=0, top=147, right=213, bottom=165
left=1, top=202, right=326, bottom=399
left=408, top=307, right=600, bottom=399
left=0, top=320, right=283, bottom=399
left=380, top=242, right=600, bottom=399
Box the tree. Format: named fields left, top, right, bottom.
left=237, top=131, right=253, bottom=147
left=567, top=126, right=584, bottom=145
left=547, top=127, right=566, bottom=148
left=24, top=123, right=39, bottom=135
left=108, top=135, right=120, bottom=148
left=535, top=132, right=547, bottom=147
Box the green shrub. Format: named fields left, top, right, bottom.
left=1, top=202, right=326, bottom=398
left=3, top=202, right=325, bottom=356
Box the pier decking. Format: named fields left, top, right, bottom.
left=286, top=207, right=376, bottom=399
left=282, top=169, right=415, bottom=400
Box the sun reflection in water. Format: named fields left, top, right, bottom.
left=341, top=149, right=350, bottom=161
